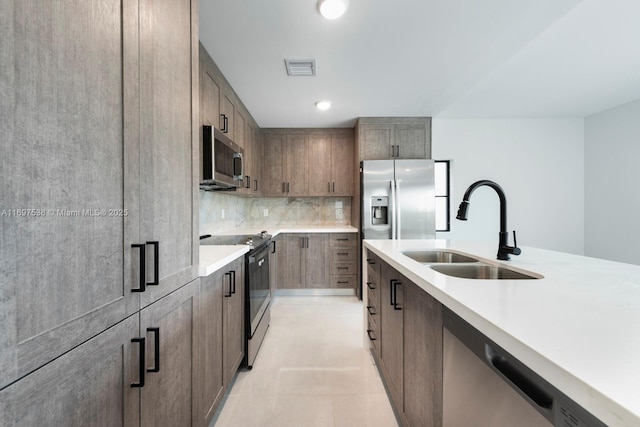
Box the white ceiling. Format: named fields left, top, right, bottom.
left=199, top=0, right=640, bottom=128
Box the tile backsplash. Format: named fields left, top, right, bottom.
left=200, top=192, right=352, bottom=235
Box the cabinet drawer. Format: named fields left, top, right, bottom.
left=367, top=285, right=379, bottom=307
left=367, top=313, right=379, bottom=353
left=329, top=233, right=357, bottom=247
left=329, top=274, right=357, bottom=289
left=331, top=262, right=357, bottom=275
left=330, top=247, right=356, bottom=261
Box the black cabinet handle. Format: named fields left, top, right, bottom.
left=230, top=270, right=236, bottom=294
left=332, top=182, right=335, bottom=193
left=395, top=145, right=400, bottom=157
left=337, top=280, right=349, bottom=284
left=131, top=337, right=145, bottom=387
left=287, top=182, right=290, bottom=193
left=337, top=266, right=348, bottom=270
left=254, top=179, right=258, bottom=191
left=366, top=258, right=375, bottom=265
left=146, top=241, right=159, bottom=286
left=367, top=329, right=376, bottom=341
left=131, top=244, right=146, bottom=293
left=366, top=306, right=376, bottom=315
left=220, top=114, right=228, bottom=133
left=282, top=182, right=286, bottom=193
left=224, top=272, right=232, bottom=297
left=306, top=237, right=309, bottom=248
left=367, top=282, right=375, bottom=290
left=392, top=280, right=402, bottom=310
left=337, top=238, right=348, bottom=241
left=271, top=240, right=276, bottom=254
left=390, top=144, right=395, bottom=158
left=245, top=175, right=251, bottom=189
left=147, top=327, right=160, bottom=373
left=337, top=252, right=348, bottom=256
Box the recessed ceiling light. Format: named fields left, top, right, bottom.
left=315, top=100, right=332, bottom=111
left=317, top=0, right=349, bottom=20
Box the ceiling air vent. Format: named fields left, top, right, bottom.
left=284, top=59, right=316, bottom=76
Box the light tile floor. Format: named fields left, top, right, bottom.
left=211, top=296, right=399, bottom=427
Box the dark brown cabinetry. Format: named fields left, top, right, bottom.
left=278, top=233, right=328, bottom=289
left=357, top=118, right=432, bottom=160
left=195, top=257, right=244, bottom=427
left=329, top=233, right=358, bottom=289
left=262, top=129, right=355, bottom=197
left=1, top=0, right=199, bottom=425
left=370, top=253, right=443, bottom=427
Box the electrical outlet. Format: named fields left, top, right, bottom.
left=336, top=208, right=344, bottom=220
left=263, top=209, right=269, bottom=217
left=221, top=209, right=225, bottom=219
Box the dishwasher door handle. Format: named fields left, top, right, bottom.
left=485, top=345, right=553, bottom=410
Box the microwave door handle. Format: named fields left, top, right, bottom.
left=390, top=179, right=397, bottom=240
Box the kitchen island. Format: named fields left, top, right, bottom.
left=363, top=239, right=640, bottom=427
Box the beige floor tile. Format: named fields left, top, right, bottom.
left=211, top=296, right=398, bottom=427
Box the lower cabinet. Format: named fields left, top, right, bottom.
left=276, top=232, right=358, bottom=291
left=269, top=237, right=279, bottom=296
left=0, top=279, right=200, bottom=427
left=195, top=257, right=244, bottom=427
left=278, top=233, right=328, bottom=289
left=374, top=258, right=443, bottom=427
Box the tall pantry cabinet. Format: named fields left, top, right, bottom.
left=0, top=0, right=199, bottom=425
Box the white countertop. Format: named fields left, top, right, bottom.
left=199, top=225, right=357, bottom=277
left=208, top=225, right=357, bottom=237
left=199, top=245, right=249, bottom=277
left=363, top=239, right=640, bottom=427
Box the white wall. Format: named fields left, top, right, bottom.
left=585, top=98, right=640, bottom=264
left=433, top=118, right=585, bottom=255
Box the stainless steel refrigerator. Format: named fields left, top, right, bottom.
left=361, top=159, right=436, bottom=240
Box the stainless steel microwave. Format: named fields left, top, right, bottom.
left=200, top=125, right=244, bottom=190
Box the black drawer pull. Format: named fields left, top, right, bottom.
left=230, top=270, right=236, bottom=294
left=367, top=282, right=375, bottom=290
left=392, top=280, right=402, bottom=310
left=336, top=252, right=349, bottom=256
left=147, top=328, right=160, bottom=373
left=367, top=330, right=376, bottom=341
left=366, top=258, right=375, bottom=265
left=366, top=306, right=376, bottom=315
left=131, top=337, right=145, bottom=388
left=337, top=266, right=349, bottom=270
left=336, top=238, right=348, bottom=241
left=337, top=280, right=349, bottom=284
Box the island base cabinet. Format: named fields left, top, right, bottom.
left=404, top=281, right=443, bottom=427
left=0, top=315, right=141, bottom=427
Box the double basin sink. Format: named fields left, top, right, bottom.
left=402, top=250, right=541, bottom=280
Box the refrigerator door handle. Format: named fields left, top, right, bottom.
left=396, top=180, right=402, bottom=239
left=390, top=179, right=397, bottom=239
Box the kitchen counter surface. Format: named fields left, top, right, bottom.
left=363, top=239, right=640, bottom=427
left=199, top=245, right=249, bottom=277
left=199, top=226, right=357, bottom=277
left=206, top=225, right=358, bottom=237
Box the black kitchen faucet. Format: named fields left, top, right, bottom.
left=456, top=179, right=521, bottom=260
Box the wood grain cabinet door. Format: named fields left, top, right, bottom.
left=379, top=263, right=405, bottom=413
left=138, top=0, right=198, bottom=308
left=404, top=281, right=443, bottom=427
left=140, top=279, right=198, bottom=427
left=304, top=234, right=329, bottom=288
left=284, top=135, right=308, bottom=196
left=360, top=125, right=394, bottom=160
left=331, top=134, right=355, bottom=196
left=194, top=270, right=225, bottom=427
left=278, top=234, right=305, bottom=289
left=0, top=315, right=140, bottom=427
left=394, top=123, right=430, bottom=159
left=0, top=0, right=140, bottom=389
left=307, top=134, right=332, bottom=196
left=224, top=259, right=245, bottom=386
left=261, top=134, right=286, bottom=196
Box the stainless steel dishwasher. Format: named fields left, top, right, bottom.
left=443, top=308, right=605, bottom=427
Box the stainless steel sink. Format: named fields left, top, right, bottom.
left=402, top=250, right=479, bottom=264
left=430, top=264, right=540, bottom=280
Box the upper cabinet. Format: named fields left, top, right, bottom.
left=357, top=117, right=432, bottom=160
left=262, top=129, right=355, bottom=197
left=199, top=43, right=260, bottom=194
